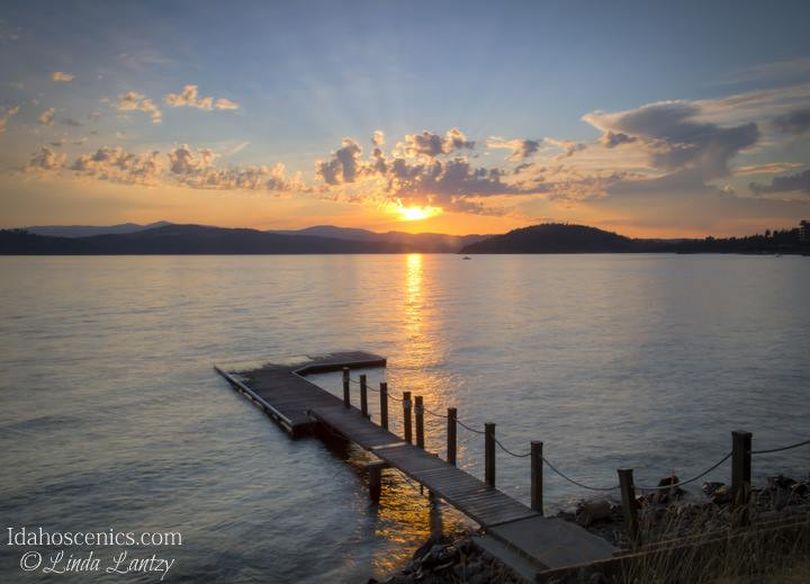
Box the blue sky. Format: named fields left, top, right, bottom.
left=1, top=0, right=809, bottom=235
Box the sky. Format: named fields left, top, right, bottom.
left=1, top=0, right=809, bottom=237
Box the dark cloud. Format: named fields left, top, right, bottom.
left=750, top=169, right=810, bottom=195
left=585, top=101, right=759, bottom=180
left=315, top=138, right=363, bottom=185
left=772, top=108, right=810, bottom=135
left=402, top=128, right=475, bottom=158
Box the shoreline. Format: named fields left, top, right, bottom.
left=374, top=472, right=810, bottom=583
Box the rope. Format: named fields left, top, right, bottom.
left=494, top=438, right=531, bottom=458
left=456, top=418, right=486, bottom=435
left=343, top=376, right=808, bottom=495
left=542, top=456, right=619, bottom=492
left=635, top=452, right=732, bottom=491
left=753, top=439, right=810, bottom=455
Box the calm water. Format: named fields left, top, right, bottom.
left=1, top=254, right=809, bottom=582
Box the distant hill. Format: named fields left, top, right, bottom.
left=461, top=224, right=640, bottom=253
left=272, top=225, right=488, bottom=252
left=0, top=224, right=410, bottom=255
left=25, top=221, right=173, bottom=238
left=4, top=221, right=806, bottom=255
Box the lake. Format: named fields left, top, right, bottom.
left=1, top=254, right=808, bottom=582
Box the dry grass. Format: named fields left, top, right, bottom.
left=613, top=504, right=810, bottom=584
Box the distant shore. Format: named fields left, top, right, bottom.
left=2, top=221, right=808, bottom=255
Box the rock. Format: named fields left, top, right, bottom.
left=575, top=499, right=613, bottom=527
left=654, top=475, right=685, bottom=503
left=703, top=481, right=725, bottom=496
left=419, top=544, right=458, bottom=570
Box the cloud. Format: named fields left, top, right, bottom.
left=583, top=101, right=759, bottom=180
left=50, top=71, right=74, bottom=83
left=720, top=57, right=810, bottom=85
left=26, top=146, right=66, bottom=171
left=599, top=131, right=637, bottom=148
left=214, top=98, right=239, bottom=110
left=70, top=147, right=165, bottom=184
left=544, top=138, right=587, bottom=159
left=772, top=108, right=810, bottom=135
left=168, top=145, right=301, bottom=191
left=750, top=169, right=810, bottom=195
left=60, top=117, right=82, bottom=127
left=400, top=128, right=475, bottom=158
left=38, top=107, right=55, bottom=126
left=28, top=143, right=303, bottom=193
left=0, top=104, right=20, bottom=133
left=733, top=162, right=804, bottom=176
left=315, top=138, right=363, bottom=185
left=165, top=85, right=240, bottom=111
left=486, top=137, right=540, bottom=160
left=117, top=91, right=162, bottom=123
left=372, top=130, right=385, bottom=146
left=49, top=139, right=66, bottom=147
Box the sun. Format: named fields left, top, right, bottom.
left=393, top=203, right=443, bottom=221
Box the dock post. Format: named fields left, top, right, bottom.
left=485, top=422, right=496, bottom=487
left=447, top=408, right=457, bottom=465
left=618, top=468, right=639, bottom=546
left=379, top=382, right=389, bottom=430
left=732, top=430, right=752, bottom=526
left=342, top=367, right=350, bottom=408
left=368, top=461, right=385, bottom=503
left=531, top=441, right=543, bottom=515
left=415, top=396, right=425, bottom=449
left=403, top=391, right=412, bottom=444
left=360, top=374, right=369, bottom=418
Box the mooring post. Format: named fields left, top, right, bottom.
left=732, top=430, right=752, bottom=526
left=342, top=367, right=350, bottom=408
left=403, top=391, right=412, bottom=444
left=379, top=382, right=389, bottom=430
left=485, top=422, right=496, bottom=487
left=531, top=441, right=543, bottom=515
left=415, top=396, right=425, bottom=449
left=360, top=374, right=369, bottom=418
left=447, top=407, right=457, bottom=465
left=368, top=461, right=385, bottom=503
left=618, top=468, right=639, bottom=545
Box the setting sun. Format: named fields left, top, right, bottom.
left=393, top=204, right=443, bottom=222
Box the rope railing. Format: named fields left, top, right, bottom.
left=752, top=438, right=810, bottom=455
left=542, top=455, right=619, bottom=492
left=635, top=452, right=732, bottom=491
left=343, top=373, right=809, bottom=501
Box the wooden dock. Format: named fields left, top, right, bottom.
left=214, top=351, right=618, bottom=580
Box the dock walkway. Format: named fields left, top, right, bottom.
left=214, top=351, right=618, bottom=579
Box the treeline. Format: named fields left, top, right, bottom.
left=672, top=226, right=807, bottom=254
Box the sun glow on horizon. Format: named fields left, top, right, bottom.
left=388, top=202, right=443, bottom=222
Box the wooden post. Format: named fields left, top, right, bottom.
left=732, top=430, right=752, bottom=525
left=618, top=468, right=639, bottom=545
left=531, top=441, right=543, bottom=515
left=415, top=396, right=425, bottom=449
left=447, top=407, right=457, bottom=465
left=368, top=461, right=386, bottom=502
left=403, top=391, right=412, bottom=444
left=342, top=367, right=350, bottom=408
left=379, top=382, right=389, bottom=430
left=360, top=374, right=369, bottom=418
left=485, top=422, right=496, bottom=488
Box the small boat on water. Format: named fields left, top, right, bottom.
left=462, top=256, right=472, bottom=260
